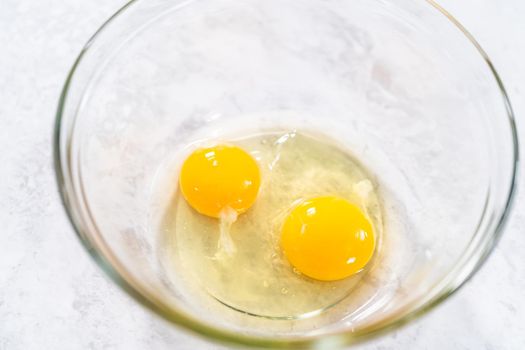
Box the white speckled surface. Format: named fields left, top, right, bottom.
left=0, top=0, right=524, bottom=349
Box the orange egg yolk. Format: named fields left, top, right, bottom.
left=281, top=196, right=375, bottom=281
left=179, top=145, right=261, bottom=218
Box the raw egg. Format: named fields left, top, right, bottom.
left=179, top=144, right=261, bottom=218
left=281, top=196, right=375, bottom=281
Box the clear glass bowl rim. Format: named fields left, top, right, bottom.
left=53, top=0, right=520, bottom=348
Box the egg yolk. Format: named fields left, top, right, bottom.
left=179, top=145, right=261, bottom=218
left=281, top=196, right=375, bottom=281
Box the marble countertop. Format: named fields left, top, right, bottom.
left=1, top=0, right=524, bottom=349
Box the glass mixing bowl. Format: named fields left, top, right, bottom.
left=54, top=0, right=518, bottom=348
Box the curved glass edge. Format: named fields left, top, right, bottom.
left=53, top=0, right=519, bottom=348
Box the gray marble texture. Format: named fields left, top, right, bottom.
left=0, top=0, right=524, bottom=349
